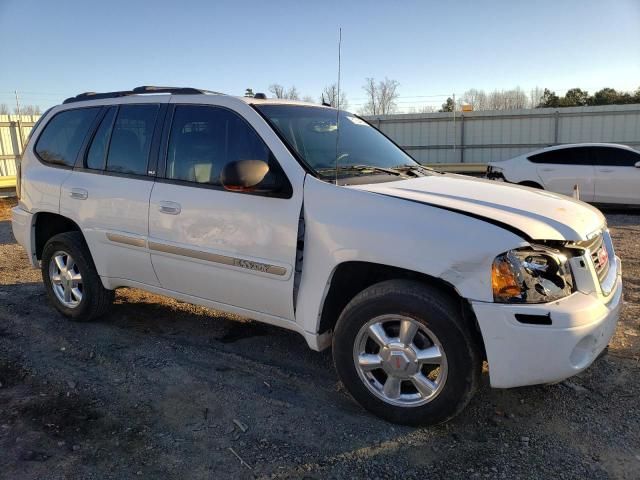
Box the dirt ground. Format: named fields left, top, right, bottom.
left=1, top=196, right=639, bottom=480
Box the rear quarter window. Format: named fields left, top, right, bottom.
left=35, top=108, right=100, bottom=167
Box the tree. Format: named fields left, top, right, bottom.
left=302, top=95, right=315, bottom=103
left=360, top=77, right=400, bottom=115
left=561, top=88, right=589, bottom=106
left=529, top=87, right=544, bottom=109
left=16, top=104, right=41, bottom=115
left=0, top=103, right=8, bottom=115
left=269, top=84, right=300, bottom=100
left=439, top=97, right=455, bottom=112
left=244, top=88, right=254, bottom=97
left=537, top=88, right=560, bottom=108
left=269, top=84, right=286, bottom=98
left=590, top=88, right=619, bottom=105
left=320, top=83, right=349, bottom=109
left=461, top=89, right=488, bottom=111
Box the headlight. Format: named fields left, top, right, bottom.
left=492, top=247, right=574, bottom=303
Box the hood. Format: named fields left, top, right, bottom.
left=350, top=174, right=605, bottom=241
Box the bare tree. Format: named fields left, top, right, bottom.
left=360, top=77, right=400, bottom=115
left=0, top=103, right=9, bottom=115
left=461, top=89, right=488, bottom=111
left=302, top=95, right=315, bottom=103
left=362, top=77, right=378, bottom=115
left=15, top=104, right=41, bottom=115
left=320, top=83, right=349, bottom=109
left=528, top=86, right=544, bottom=108
left=269, top=84, right=286, bottom=98
left=269, top=84, right=300, bottom=100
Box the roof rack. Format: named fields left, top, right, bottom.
left=62, top=85, right=221, bottom=104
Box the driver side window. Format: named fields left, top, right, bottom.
left=166, top=105, right=274, bottom=186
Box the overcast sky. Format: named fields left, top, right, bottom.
left=0, top=0, right=638, bottom=112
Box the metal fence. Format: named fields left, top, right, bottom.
left=365, top=104, right=640, bottom=164
left=0, top=114, right=38, bottom=187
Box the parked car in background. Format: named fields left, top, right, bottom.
left=486, top=143, right=640, bottom=205
left=12, top=87, right=623, bottom=426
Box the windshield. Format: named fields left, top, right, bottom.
left=255, top=105, right=423, bottom=180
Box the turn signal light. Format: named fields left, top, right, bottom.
left=492, top=257, right=521, bottom=301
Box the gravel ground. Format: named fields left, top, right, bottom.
left=0, top=197, right=639, bottom=480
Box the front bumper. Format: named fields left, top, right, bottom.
left=11, top=206, right=37, bottom=267
left=472, top=257, right=622, bottom=388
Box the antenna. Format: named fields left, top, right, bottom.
left=334, top=27, right=342, bottom=185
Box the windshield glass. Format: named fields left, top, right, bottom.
left=255, top=105, right=422, bottom=180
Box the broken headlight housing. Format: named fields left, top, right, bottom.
left=492, top=247, right=574, bottom=303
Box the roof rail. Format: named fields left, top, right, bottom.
left=62, top=85, right=221, bottom=104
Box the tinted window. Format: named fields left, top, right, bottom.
left=86, top=107, right=117, bottom=170
left=591, top=147, right=640, bottom=167
left=166, top=105, right=281, bottom=189
left=35, top=108, right=100, bottom=167
left=528, top=147, right=592, bottom=165
left=106, top=104, right=159, bottom=175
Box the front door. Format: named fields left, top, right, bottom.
left=148, top=103, right=303, bottom=320
left=532, top=146, right=596, bottom=201
left=592, top=146, right=640, bottom=205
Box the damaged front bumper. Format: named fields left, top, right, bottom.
left=472, top=255, right=622, bottom=388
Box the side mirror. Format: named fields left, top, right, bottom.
left=220, top=159, right=270, bottom=192
left=635, top=161, right=640, bottom=168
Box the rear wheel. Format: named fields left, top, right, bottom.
left=41, top=232, right=114, bottom=321
left=333, top=280, right=481, bottom=425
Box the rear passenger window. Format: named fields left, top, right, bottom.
left=166, top=105, right=274, bottom=186
left=105, top=105, right=159, bottom=175
left=528, top=147, right=591, bottom=165
left=35, top=108, right=100, bottom=167
left=591, top=147, right=640, bottom=167
left=86, top=107, right=116, bottom=170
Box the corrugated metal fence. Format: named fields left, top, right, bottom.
left=0, top=114, right=38, bottom=186
left=365, top=104, right=640, bottom=164
left=1, top=105, right=639, bottom=181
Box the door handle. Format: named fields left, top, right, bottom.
left=540, top=168, right=555, bottom=172
left=598, top=168, right=614, bottom=173
left=69, top=188, right=88, bottom=200
left=158, top=201, right=181, bottom=215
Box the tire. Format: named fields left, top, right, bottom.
left=332, top=279, right=481, bottom=426
left=518, top=181, right=543, bottom=189
left=41, top=231, right=114, bottom=321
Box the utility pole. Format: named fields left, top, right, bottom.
left=14, top=90, right=25, bottom=152
left=452, top=93, right=456, bottom=155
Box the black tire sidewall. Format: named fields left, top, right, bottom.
left=333, top=283, right=480, bottom=426
left=41, top=233, right=100, bottom=321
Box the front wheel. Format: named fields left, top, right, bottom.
left=333, top=280, right=482, bottom=426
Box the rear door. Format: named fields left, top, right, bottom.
left=147, top=100, right=303, bottom=320
left=529, top=147, right=595, bottom=201
left=60, top=98, right=168, bottom=285
left=592, top=146, right=640, bottom=205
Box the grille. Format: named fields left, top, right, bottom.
left=585, top=234, right=610, bottom=283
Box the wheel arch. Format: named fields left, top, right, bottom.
left=34, top=211, right=83, bottom=260
left=317, top=261, right=486, bottom=359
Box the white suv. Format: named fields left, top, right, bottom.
left=12, top=86, right=623, bottom=425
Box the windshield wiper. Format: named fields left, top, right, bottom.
left=393, top=164, right=439, bottom=176
left=317, top=164, right=405, bottom=177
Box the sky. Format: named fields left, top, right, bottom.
left=0, top=0, right=639, bottom=113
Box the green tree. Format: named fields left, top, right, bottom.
left=537, top=89, right=560, bottom=108
left=439, top=97, right=455, bottom=112
left=590, top=88, right=619, bottom=105
left=244, top=88, right=254, bottom=97
left=560, top=88, right=589, bottom=106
